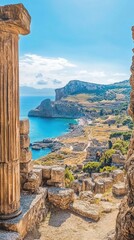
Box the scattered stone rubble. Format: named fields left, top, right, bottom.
left=70, top=169, right=126, bottom=196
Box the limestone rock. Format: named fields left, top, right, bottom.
left=42, top=166, right=52, bottom=179
left=20, top=119, right=29, bottom=135
left=115, top=197, right=134, bottom=240
left=20, top=149, right=32, bottom=163
left=79, top=191, right=94, bottom=203
left=20, top=161, right=33, bottom=173
left=94, top=193, right=103, bottom=201
left=112, top=153, right=125, bottom=165
left=70, top=200, right=100, bottom=221
left=48, top=187, right=74, bottom=209
left=112, top=182, right=127, bottom=197
left=71, top=180, right=83, bottom=193
left=112, top=170, right=124, bottom=183
left=51, top=167, right=65, bottom=183
left=20, top=134, right=30, bottom=149
left=82, top=178, right=95, bottom=192
left=23, top=172, right=40, bottom=193
left=101, top=202, right=114, bottom=213
left=94, top=179, right=105, bottom=194
left=33, top=168, right=43, bottom=186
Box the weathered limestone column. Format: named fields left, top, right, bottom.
left=0, top=4, right=31, bottom=219
left=115, top=27, right=134, bottom=240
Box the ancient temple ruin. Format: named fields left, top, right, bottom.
left=0, top=4, right=31, bottom=219
left=0, top=3, right=134, bottom=240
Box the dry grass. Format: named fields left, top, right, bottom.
left=84, top=123, right=129, bottom=143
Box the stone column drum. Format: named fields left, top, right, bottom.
left=0, top=4, right=31, bottom=219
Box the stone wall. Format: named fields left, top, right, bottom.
left=20, top=119, right=40, bottom=193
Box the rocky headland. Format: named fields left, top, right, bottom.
left=28, top=79, right=130, bottom=119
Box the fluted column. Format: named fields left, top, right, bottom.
left=0, top=4, right=31, bottom=220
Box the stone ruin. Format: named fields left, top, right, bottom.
left=114, top=27, right=134, bottom=240
left=0, top=3, right=133, bottom=240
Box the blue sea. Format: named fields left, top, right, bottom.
left=20, top=96, right=76, bottom=160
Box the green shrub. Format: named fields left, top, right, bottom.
left=123, top=132, right=131, bottom=141
left=110, top=132, right=123, bottom=138
left=65, top=168, right=74, bottom=187
left=83, top=162, right=101, bottom=174
left=112, top=139, right=129, bottom=155
left=100, top=149, right=116, bottom=166
left=122, top=118, right=133, bottom=126
left=100, top=166, right=117, bottom=173
left=110, top=131, right=132, bottom=141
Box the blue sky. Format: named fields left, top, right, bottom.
left=1, top=0, right=134, bottom=88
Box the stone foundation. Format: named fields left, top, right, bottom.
left=0, top=188, right=48, bottom=239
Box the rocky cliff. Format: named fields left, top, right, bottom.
left=115, top=27, right=134, bottom=240
left=55, top=79, right=129, bottom=101
left=28, top=99, right=89, bottom=118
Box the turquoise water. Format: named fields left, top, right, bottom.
left=20, top=96, right=76, bottom=159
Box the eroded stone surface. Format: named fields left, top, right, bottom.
left=115, top=26, right=134, bottom=240
left=79, top=191, right=94, bottom=203
left=70, top=200, right=100, bottom=221
left=0, top=4, right=31, bottom=219
left=112, top=183, right=127, bottom=197
left=0, top=4, right=31, bottom=35
left=48, top=187, right=74, bottom=209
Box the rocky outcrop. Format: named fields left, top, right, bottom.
left=28, top=99, right=87, bottom=118
left=115, top=26, right=134, bottom=240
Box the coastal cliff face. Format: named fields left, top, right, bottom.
left=28, top=99, right=87, bottom=118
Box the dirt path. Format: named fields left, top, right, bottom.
left=37, top=208, right=117, bottom=240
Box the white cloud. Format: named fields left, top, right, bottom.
left=112, top=73, right=128, bottom=77
left=19, top=54, right=129, bottom=88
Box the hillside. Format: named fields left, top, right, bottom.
left=55, top=79, right=130, bottom=101
left=28, top=79, right=130, bottom=119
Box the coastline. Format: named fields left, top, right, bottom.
left=31, top=117, right=90, bottom=159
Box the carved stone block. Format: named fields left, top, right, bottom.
left=20, top=134, right=30, bottom=149
left=20, top=119, right=30, bottom=135
left=20, top=149, right=32, bottom=163
left=20, top=161, right=33, bottom=173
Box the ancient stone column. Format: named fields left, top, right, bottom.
left=115, top=26, right=134, bottom=240
left=0, top=4, right=31, bottom=219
